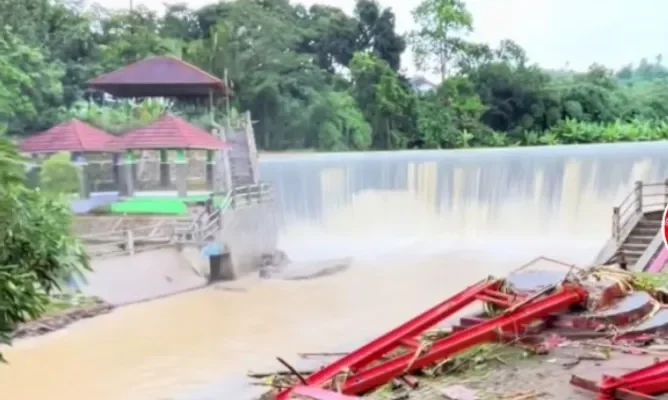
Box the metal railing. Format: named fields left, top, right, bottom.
left=612, top=179, right=668, bottom=244
left=82, top=182, right=273, bottom=258
left=220, top=182, right=273, bottom=209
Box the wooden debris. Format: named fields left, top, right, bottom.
left=247, top=369, right=315, bottom=379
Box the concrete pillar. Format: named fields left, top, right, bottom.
left=209, top=253, right=234, bottom=282
left=130, top=153, right=139, bottom=184
left=111, top=153, right=120, bottom=185
left=118, top=151, right=135, bottom=197
left=159, top=150, right=170, bottom=187
left=174, top=149, right=187, bottom=197
left=73, top=153, right=91, bottom=199
left=205, top=150, right=215, bottom=189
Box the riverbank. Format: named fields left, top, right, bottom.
left=12, top=295, right=114, bottom=339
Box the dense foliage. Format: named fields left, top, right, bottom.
left=39, top=152, right=81, bottom=194
left=2, top=0, right=668, bottom=150
left=0, top=139, right=89, bottom=360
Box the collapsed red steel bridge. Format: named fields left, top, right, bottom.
left=271, top=274, right=668, bottom=400
left=275, top=278, right=587, bottom=399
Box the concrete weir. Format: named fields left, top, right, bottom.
left=260, top=142, right=668, bottom=263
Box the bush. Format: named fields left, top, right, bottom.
left=39, top=152, right=80, bottom=194
left=0, top=140, right=89, bottom=361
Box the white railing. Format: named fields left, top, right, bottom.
left=612, top=180, right=668, bottom=244
left=594, top=179, right=668, bottom=265
left=228, top=182, right=273, bottom=208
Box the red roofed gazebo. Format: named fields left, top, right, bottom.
left=110, top=114, right=228, bottom=150
left=86, top=56, right=230, bottom=98
left=19, top=119, right=116, bottom=154
left=111, top=114, right=228, bottom=197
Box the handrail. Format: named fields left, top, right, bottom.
left=210, top=182, right=273, bottom=209
left=612, top=179, right=668, bottom=245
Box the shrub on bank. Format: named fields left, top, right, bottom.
left=39, top=152, right=80, bottom=194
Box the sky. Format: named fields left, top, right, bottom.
left=99, top=0, right=668, bottom=76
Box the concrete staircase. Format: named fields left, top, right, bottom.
left=226, top=127, right=255, bottom=186
left=618, top=211, right=662, bottom=267
left=595, top=181, right=668, bottom=270
left=213, top=112, right=258, bottom=191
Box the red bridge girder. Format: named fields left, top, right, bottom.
left=275, top=280, right=587, bottom=399
left=571, top=359, right=668, bottom=400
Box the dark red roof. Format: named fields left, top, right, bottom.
left=87, top=56, right=230, bottom=97
left=19, top=119, right=116, bottom=154
left=110, top=114, right=229, bottom=150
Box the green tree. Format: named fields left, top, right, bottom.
left=0, top=28, right=65, bottom=136
left=0, top=139, right=89, bottom=360
left=349, top=52, right=416, bottom=149
left=410, top=0, right=472, bottom=80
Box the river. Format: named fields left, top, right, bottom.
left=2, top=142, right=668, bottom=400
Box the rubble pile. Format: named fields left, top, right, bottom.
left=250, top=257, right=668, bottom=400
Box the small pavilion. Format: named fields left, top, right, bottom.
left=108, top=114, right=229, bottom=197
left=18, top=119, right=118, bottom=198
left=86, top=55, right=230, bottom=100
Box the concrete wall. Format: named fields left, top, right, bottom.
left=219, top=202, right=278, bottom=277
left=81, top=248, right=206, bottom=305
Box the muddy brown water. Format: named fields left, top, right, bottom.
left=3, top=143, right=668, bottom=400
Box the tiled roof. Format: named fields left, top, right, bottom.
left=86, top=56, right=230, bottom=97
left=19, top=119, right=116, bottom=154
left=110, top=114, right=229, bottom=150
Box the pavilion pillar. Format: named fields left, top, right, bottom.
left=205, top=150, right=215, bottom=189
left=174, top=149, right=188, bottom=197
left=118, top=151, right=136, bottom=197
left=112, top=153, right=120, bottom=185
left=130, top=151, right=139, bottom=184
left=159, top=150, right=171, bottom=188
left=73, top=153, right=91, bottom=199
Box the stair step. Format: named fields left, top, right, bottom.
left=635, top=227, right=659, bottom=235
left=622, top=247, right=645, bottom=256
left=626, top=235, right=656, bottom=244
left=638, top=220, right=662, bottom=227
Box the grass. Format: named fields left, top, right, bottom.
left=43, top=293, right=103, bottom=316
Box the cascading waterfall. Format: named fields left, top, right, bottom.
left=261, top=142, right=668, bottom=263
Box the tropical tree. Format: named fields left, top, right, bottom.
left=0, top=139, right=89, bottom=360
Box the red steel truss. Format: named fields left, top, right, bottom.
left=275, top=280, right=587, bottom=399
left=571, top=359, right=668, bottom=400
